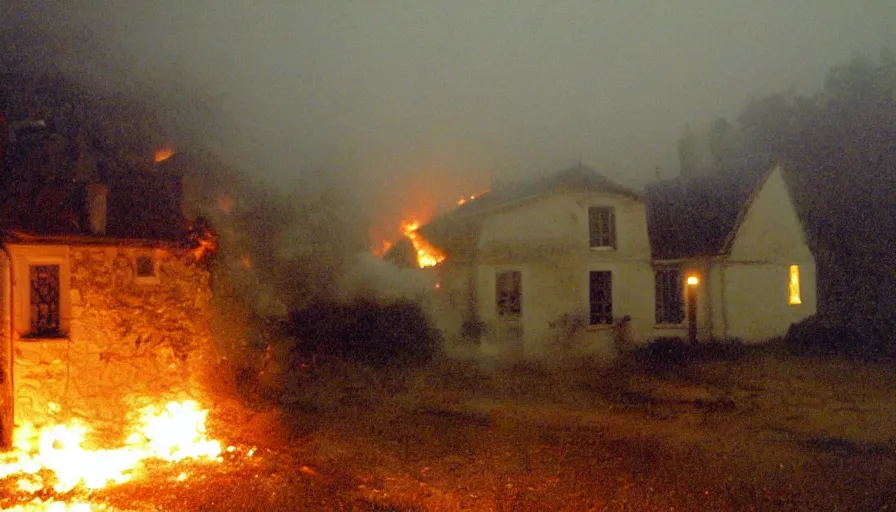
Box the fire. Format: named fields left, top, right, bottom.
left=153, top=147, right=176, bottom=163
left=371, top=240, right=393, bottom=258
left=402, top=220, right=445, bottom=268
left=0, top=400, right=224, bottom=508
left=456, top=194, right=479, bottom=205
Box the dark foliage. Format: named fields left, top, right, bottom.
left=287, top=298, right=441, bottom=368
left=627, top=337, right=746, bottom=373
left=784, top=314, right=896, bottom=361
left=735, top=52, right=896, bottom=353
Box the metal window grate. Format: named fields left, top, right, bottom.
left=29, top=264, right=61, bottom=336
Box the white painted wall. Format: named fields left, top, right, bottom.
left=471, top=191, right=655, bottom=356
left=723, top=166, right=817, bottom=341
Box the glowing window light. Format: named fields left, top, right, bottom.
left=788, top=265, right=802, bottom=305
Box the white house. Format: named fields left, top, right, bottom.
left=389, top=159, right=817, bottom=358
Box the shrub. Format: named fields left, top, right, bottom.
left=287, top=297, right=442, bottom=368
left=784, top=313, right=896, bottom=360
left=625, top=336, right=746, bottom=374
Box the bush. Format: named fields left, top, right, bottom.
left=626, top=336, right=746, bottom=374
left=785, top=314, right=896, bottom=360
left=287, top=298, right=442, bottom=368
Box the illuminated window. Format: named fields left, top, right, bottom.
left=788, top=265, right=801, bottom=305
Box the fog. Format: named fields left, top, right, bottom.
left=3, top=0, right=895, bottom=239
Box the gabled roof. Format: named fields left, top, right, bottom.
left=395, top=164, right=640, bottom=264
left=446, top=164, right=641, bottom=219
left=646, top=154, right=779, bottom=260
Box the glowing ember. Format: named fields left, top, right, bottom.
left=153, top=147, right=176, bottom=163
left=402, top=220, right=445, bottom=268
left=457, top=194, right=479, bottom=205
left=0, top=400, right=222, bottom=505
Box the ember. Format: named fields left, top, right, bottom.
left=0, top=400, right=225, bottom=510
left=153, top=146, right=176, bottom=163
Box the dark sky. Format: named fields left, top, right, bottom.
left=3, top=1, right=895, bottom=225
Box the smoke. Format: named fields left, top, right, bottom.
left=335, top=252, right=437, bottom=304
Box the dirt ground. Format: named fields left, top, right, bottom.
left=5, top=346, right=896, bottom=511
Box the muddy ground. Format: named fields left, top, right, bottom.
left=5, top=345, right=896, bottom=511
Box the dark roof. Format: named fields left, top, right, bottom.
left=446, top=164, right=641, bottom=218
left=385, top=164, right=641, bottom=264
left=646, top=154, right=778, bottom=259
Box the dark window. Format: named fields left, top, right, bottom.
left=655, top=267, right=685, bottom=324
left=29, top=264, right=61, bottom=336
left=135, top=255, right=155, bottom=277
left=588, top=207, right=616, bottom=249
left=589, top=271, right=612, bottom=325
left=496, top=270, right=522, bottom=318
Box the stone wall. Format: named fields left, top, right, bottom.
left=13, top=244, right=215, bottom=440
left=0, top=250, right=11, bottom=447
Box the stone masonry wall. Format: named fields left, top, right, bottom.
left=13, top=245, right=215, bottom=440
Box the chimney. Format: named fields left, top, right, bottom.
left=85, top=183, right=108, bottom=235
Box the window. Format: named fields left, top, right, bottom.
left=496, top=270, right=522, bottom=319
left=655, top=267, right=685, bottom=324
left=588, top=207, right=616, bottom=249
left=134, top=254, right=160, bottom=284
left=29, top=264, right=62, bottom=337
left=589, top=271, right=613, bottom=325
left=788, top=265, right=801, bottom=305
left=135, top=255, right=155, bottom=277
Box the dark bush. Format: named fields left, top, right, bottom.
left=630, top=337, right=689, bottom=372
left=627, top=336, right=746, bottom=373
left=287, top=298, right=441, bottom=368
left=784, top=314, right=896, bottom=360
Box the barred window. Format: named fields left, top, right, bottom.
left=29, top=264, right=61, bottom=337
left=655, top=267, right=685, bottom=324
left=589, top=271, right=613, bottom=325
left=588, top=207, right=616, bottom=249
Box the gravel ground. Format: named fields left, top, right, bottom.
left=4, top=353, right=896, bottom=511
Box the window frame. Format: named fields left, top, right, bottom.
left=588, top=206, right=617, bottom=250
left=133, top=252, right=161, bottom=285
left=495, top=269, right=522, bottom=320
left=654, top=266, right=685, bottom=325
left=8, top=244, right=71, bottom=340
left=588, top=270, right=613, bottom=326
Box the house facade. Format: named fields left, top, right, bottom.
left=400, top=161, right=817, bottom=358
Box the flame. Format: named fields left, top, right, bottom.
left=0, top=400, right=223, bottom=508
left=457, top=194, right=480, bottom=206
left=153, top=147, right=176, bottom=163
left=371, top=240, right=393, bottom=258
left=402, top=220, right=445, bottom=268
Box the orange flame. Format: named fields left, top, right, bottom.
left=153, top=147, right=176, bottom=163
left=456, top=194, right=478, bottom=205
left=0, top=400, right=231, bottom=509
left=402, top=220, right=445, bottom=268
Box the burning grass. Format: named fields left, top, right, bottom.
left=0, top=399, right=254, bottom=511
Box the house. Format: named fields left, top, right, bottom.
left=0, top=119, right=215, bottom=449
left=392, top=159, right=816, bottom=358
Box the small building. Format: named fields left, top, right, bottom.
left=0, top=119, right=215, bottom=448
left=394, top=159, right=817, bottom=359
